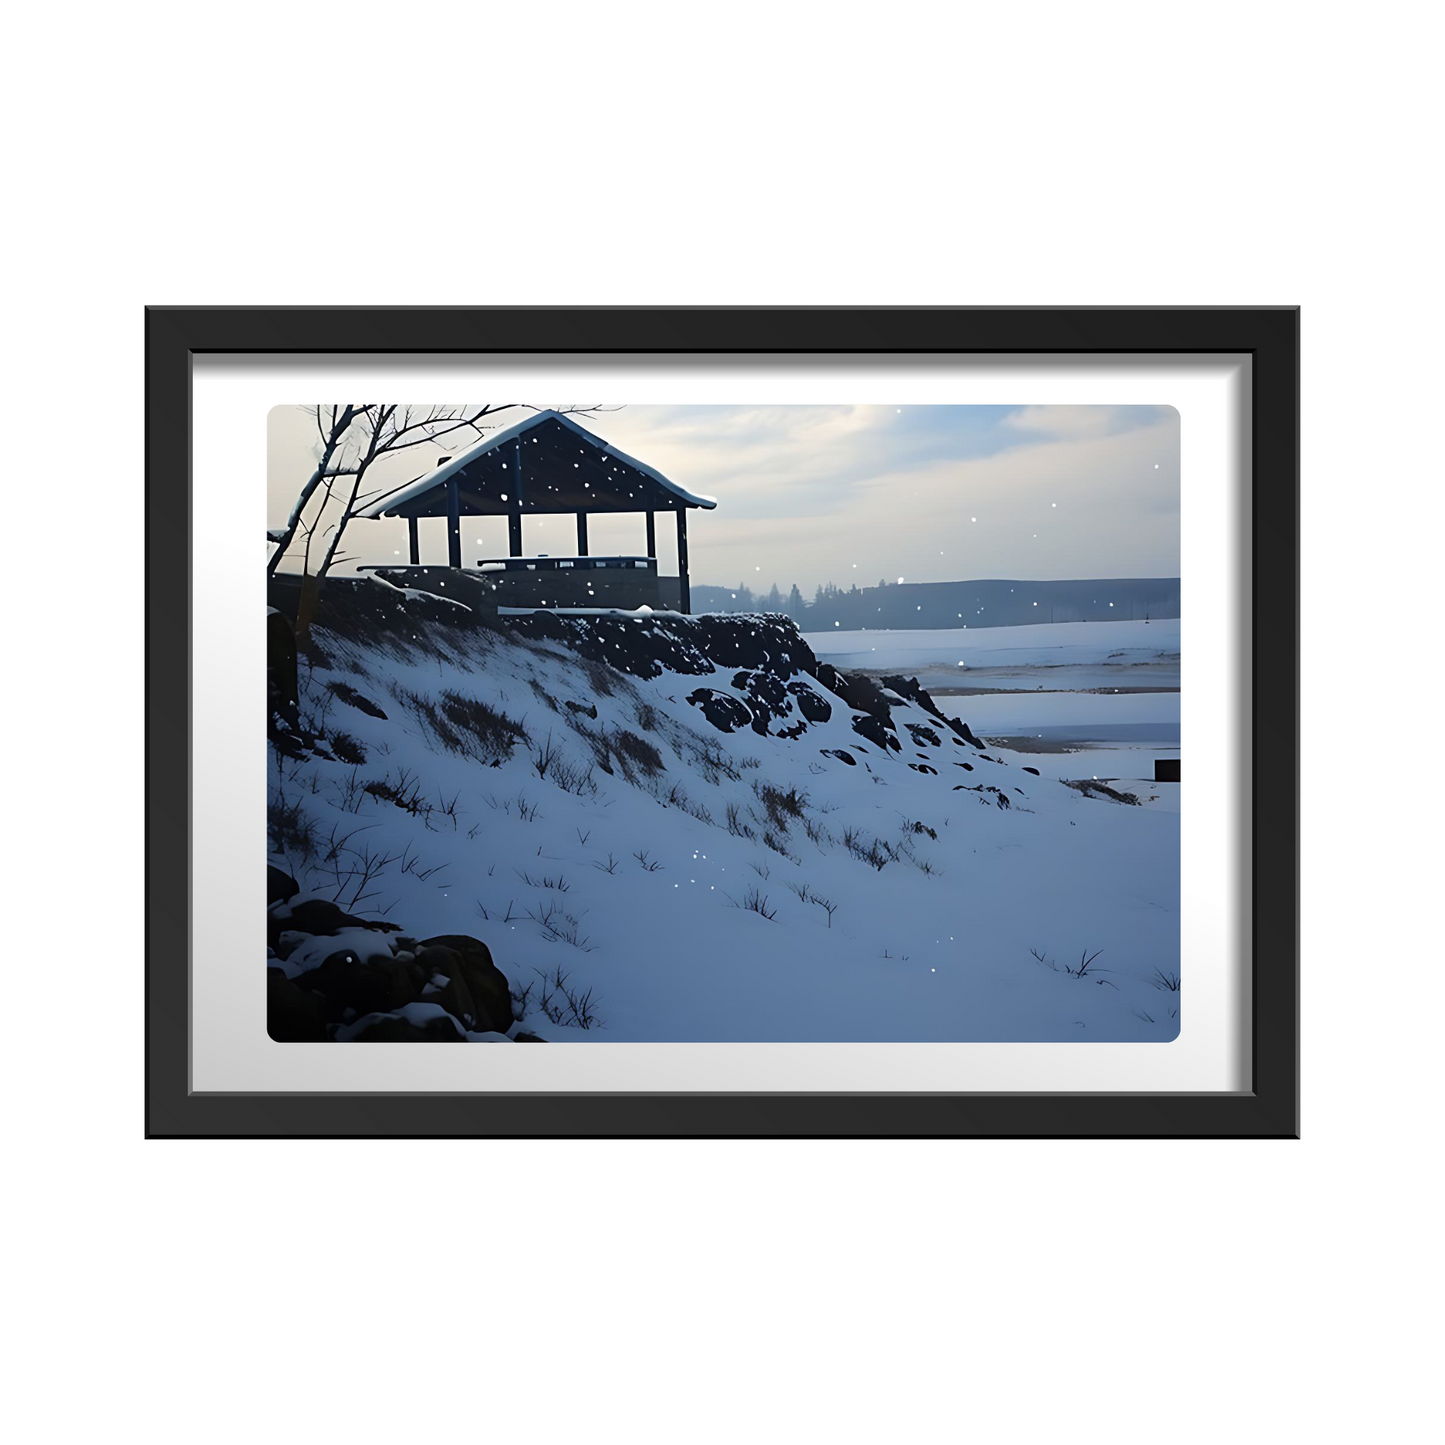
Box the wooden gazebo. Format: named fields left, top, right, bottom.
left=357, top=410, right=715, bottom=613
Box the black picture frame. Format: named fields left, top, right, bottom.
left=146, top=306, right=1299, bottom=1139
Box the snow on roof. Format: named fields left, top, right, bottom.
left=359, top=409, right=716, bottom=519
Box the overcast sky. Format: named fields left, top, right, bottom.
left=267, top=403, right=1179, bottom=593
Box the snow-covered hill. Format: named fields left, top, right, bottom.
left=268, top=593, right=1180, bottom=1042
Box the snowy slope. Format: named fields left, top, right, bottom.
left=269, top=599, right=1181, bottom=1042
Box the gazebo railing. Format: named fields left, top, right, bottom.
left=473, top=555, right=657, bottom=573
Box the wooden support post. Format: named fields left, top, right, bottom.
left=408, top=517, right=420, bottom=565
left=675, top=508, right=690, bottom=614
left=645, top=510, right=656, bottom=558
left=576, top=512, right=589, bottom=556
left=510, top=439, right=524, bottom=557
left=446, top=480, right=461, bottom=568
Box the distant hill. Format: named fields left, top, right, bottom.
left=692, top=578, right=1180, bottom=629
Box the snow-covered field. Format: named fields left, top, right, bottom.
left=269, top=606, right=1180, bottom=1042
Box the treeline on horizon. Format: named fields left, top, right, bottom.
left=691, top=576, right=1182, bottom=630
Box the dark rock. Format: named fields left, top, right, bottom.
left=293, top=945, right=421, bottom=1018
left=882, top=674, right=954, bottom=729
left=346, top=1012, right=465, bottom=1042
left=565, top=700, right=599, bottom=719
left=908, top=763, right=938, bottom=775
left=267, top=968, right=328, bottom=1042
left=851, top=713, right=899, bottom=751
left=905, top=722, right=942, bottom=748
left=501, top=611, right=818, bottom=685
left=820, top=748, right=856, bottom=766
left=732, top=669, right=790, bottom=733
left=789, top=682, right=832, bottom=723
left=272, top=932, right=303, bottom=961
left=686, top=688, right=753, bottom=734
left=830, top=670, right=893, bottom=721
left=1022, top=766, right=1040, bottom=776
left=436, top=966, right=484, bottom=1031
left=418, top=936, right=513, bottom=1035
left=949, top=718, right=986, bottom=750
left=416, top=944, right=503, bottom=1033
left=271, top=897, right=403, bottom=940
left=267, top=865, right=300, bottom=906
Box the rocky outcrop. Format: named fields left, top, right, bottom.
left=307, top=600, right=987, bottom=766
left=266, top=868, right=528, bottom=1043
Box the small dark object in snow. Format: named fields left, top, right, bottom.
left=1023, top=766, right=1040, bottom=776
left=325, top=680, right=388, bottom=719
left=1063, top=779, right=1141, bottom=806
left=953, top=783, right=1011, bottom=809
left=565, top=700, right=599, bottom=720
left=955, top=761, right=974, bottom=772
left=820, top=748, right=856, bottom=766
left=909, top=763, right=938, bottom=775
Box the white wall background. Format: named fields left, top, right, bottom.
left=5, top=3, right=1435, bottom=1442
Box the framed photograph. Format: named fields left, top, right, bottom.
left=146, top=306, right=1298, bottom=1138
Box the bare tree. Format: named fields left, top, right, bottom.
left=271, top=403, right=615, bottom=641
left=266, top=404, right=370, bottom=579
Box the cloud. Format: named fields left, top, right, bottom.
left=1000, top=404, right=1171, bottom=441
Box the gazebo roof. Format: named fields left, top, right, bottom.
left=358, top=409, right=716, bottom=520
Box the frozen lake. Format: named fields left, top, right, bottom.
left=933, top=688, right=1180, bottom=742
left=805, top=618, right=1179, bottom=685
left=807, top=618, right=1181, bottom=777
